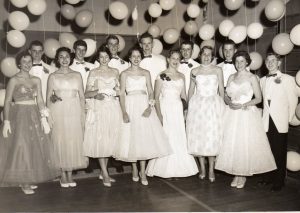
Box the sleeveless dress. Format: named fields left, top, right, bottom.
left=215, top=81, right=277, bottom=176
left=49, top=75, right=88, bottom=171
left=0, top=83, right=58, bottom=186
left=146, top=79, right=198, bottom=178
left=186, top=75, right=225, bottom=156
left=115, top=75, right=172, bottom=162
left=83, top=76, right=122, bottom=158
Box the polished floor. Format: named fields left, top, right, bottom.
left=0, top=169, right=299, bottom=212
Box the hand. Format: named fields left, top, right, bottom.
left=41, top=117, right=51, bottom=134
left=229, top=102, right=242, bottom=110
left=2, top=120, right=11, bottom=138
left=122, top=112, right=130, bottom=123
left=95, top=93, right=105, bottom=101
left=142, top=106, right=152, bottom=118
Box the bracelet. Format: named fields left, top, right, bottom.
left=148, top=99, right=156, bottom=107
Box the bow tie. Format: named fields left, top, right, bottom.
left=180, top=61, right=188, bottom=64
left=144, top=55, right=152, bottom=58
left=224, top=61, right=233, bottom=64
left=266, top=73, right=277, bottom=78
left=76, top=61, right=85, bottom=65
left=32, top=63, right=43, bottom=67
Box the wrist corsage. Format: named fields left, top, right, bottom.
left=50, top=93, right=62, bottom=103
left=148, top=99, right=156, bottom=107
left=40, top=107, right=50, bottom=117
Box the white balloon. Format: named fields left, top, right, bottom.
left=184, top=20, right=198, bottom=35
left=163, top=28, right=180, bottom=44
left=247, top=22, right=264, bottom=39
left=109, top=1, right=129, bottom=20
left=159, top=0, right=176, bottom=10
left=115, top=35, right=125, bottom=52
left=272, top=33, right=294, bottom=55
left=187, top=3, right=201, bottom=18
left=148, top=24, right=161, bottom=38
left=27, top=0, right=47, bottom=15
left=83, top=38, right=97, bottom=57
left=152, top=39, right=163, bottom=55
left=219, top=19, right=235, bottom=37
left=44, top=38, right=61, bottom=59
left=228, top=25, right=247, bottom=44
left=8, top=11, right=30, bottom=31
left=132, top=6, right=138, bottom=21
left=191, top=44, right=200, bottom=59
left=290, top=24, right=300, bottom=46
left=265, top=0, right=286, bottom=22
left=61, top=4, right=76, bottom=20
left=224, top=0, right=244, bottom=10
left=200, top=39, right=215, bottom=49
left=199, top=24, right=215, bottom=40
left=148, top=3, right=162, bottom=18
left=7, top=30, right=26, bottom=48
left=59, top=33, right=77, bottom=49
left=1, top=57, right=18, bottom=77
left=10, top=0, right=28, bottom=8
left=0, top=89, right=5, bottom=107
left=249, top=52, right=263, bottom=70
left=65, top=0, right=80, bottom=4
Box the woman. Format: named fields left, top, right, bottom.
left=0, top=51, right=58, bottom=194
left=47, top=47, right=87, bottom=188
left=115, top=46, right=171, bottom=185
left=83, top=45, right=122, bottom=187
left=215, top=51, right=276, bottom=188
left=146, top=50, right=198, bottom=178
left=186, top=46, right=225, bottom=182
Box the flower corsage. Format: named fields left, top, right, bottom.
left=160, top=73, right=171, bottom=81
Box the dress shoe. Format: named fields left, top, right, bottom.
left=198, top=173, right=206, bottom=180
left=139, top=172, right=148, bottom=186
left=30, top=185, right=38, bottom=190
left=59, top=180, right=69, bottom=188
left=208, top=172, right=215, bottom=183
left=132, top=176, right=139, bottom=182
left=99, top=174, right=116, bottom=182
left=231, top=176, right=238, bottom=187
left=21, top=187, right=35, bottom=195
left=68, top=181, right=77, bottom=187
left=236, top=177, right=246, bottom=189
left=102, top=178, right=111, bottom=187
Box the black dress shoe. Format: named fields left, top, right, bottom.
left=271, top=185, right=282, bottom=192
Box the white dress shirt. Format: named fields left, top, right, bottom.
left=94, top=56, right=130, bottom=73
left=217, top=61, right=237, bottom=87
left=178, top=58, right=200, bottom=93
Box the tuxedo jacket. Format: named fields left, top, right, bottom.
left=260, top=71, right=300, bottom=133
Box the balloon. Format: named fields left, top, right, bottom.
left=203, top=0, right=208, bottom=3
left=191, top=44, right=200, bottom=59
left=184, top=20, right=198, bottom=35
left=148, top=24, right=161, bottom=38
left=61, top=4, right=76, bottom=20
left=249, top=52, right=263, bottom=70
left=44, top=38, right=61, bottom=59
left=65, top=0, right=80, bottom=4
left=272, top=33, right=294, bottom=55
left=148, top=3, right=162, bottom=18
left=132, top=6, right=138, bottom=21
left=7, top=30, right=26, bottom=48
left=8, top=11, right=30, bottom=31
left=247, top=22, right=264, bottom=39
left=290, top=24, right=300, bottom=46
left=287, top=151, right=300, bottom=171
left=265, top=0, right=286, bottom=22
left=296, top=70, right=300, bottom=87
left=0, top=89, right=5, bottom=107
left=115, top=35, right=125, bottom=52
left=10, top=0, right=28, bottom=8
left=159, top=0, right=176, bottom=10
left=224, top=0, right=244, bottom=10
left=199, top=24, right=215, bottom=41
left=296, top=103, right=300, bottom=120
left=219, top=45, right=224, bottom=59
left=75, top=10, right=93, bottom=28
left=82, top=38, right=97, bottom=57
left=1, top=57, right=18, bottom=78
left=109, top=1, right=129, bottom=20
left=152, top=39, right=163, bottom=55
left=187, top=3, right=201, bottom=18
left=163, top=28, right=180, bottom=44
left=59, top=33, right=77, bottom=49
left=200, top=39, right=215, bottom=49
left=219, top=19, right=235, bottom=37
left=27, top=0, right=47, bottom=15
left=228, top=25, right=247, bottom=44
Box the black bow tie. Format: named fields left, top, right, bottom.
left=144, top=55, right=152, bottom=58
left=180, top=61, right=188, bottom=64
left=76, top=61, right=85, bottom=65
left=32, top=63, right=42, bottom=67
left=266, top=73, right=277, bottom=78
left=224, top=61, right=233, bottom=64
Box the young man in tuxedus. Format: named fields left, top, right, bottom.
left=259, top=52, right=300, bottom=191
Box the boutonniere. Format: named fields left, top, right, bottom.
left=188, top=63, right=193, bottom=68
left=274, top=76, right=282, bottom=84
left=50, top=93, right=62, bottom=103
left=85, top=67, right=90, bottom=72
left=160, top=73, right=171, bottom=81
left=120, top=59, right=125, bottom=64
left=43, top=67, right=49, bottom=74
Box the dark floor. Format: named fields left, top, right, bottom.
left=0, top=171, right=299, bottom=212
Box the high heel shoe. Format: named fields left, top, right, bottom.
left=99, top=174, right=116, bottom=183
left=209, top=172, right=215, bottom=183
left=102, top=178, right=111, bottom=187
left=236, top=177, right=246, bottom=189
left=139, top=172, right=148, bottom=186
left=30, top=185, right=38, bottom=190
left=60, top=180, right=69, bottom=188
left=198, top=173, right=206, bottom=180
left=21, top=186, right=35, bottom=195
left=68, top=181, right=77, bottom=187
left=231, top=176, right=238, bottom=187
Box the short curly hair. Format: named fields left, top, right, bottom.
left=232, top=51, right=252, bottom=66
left=16, top=51, right=32, bottom=67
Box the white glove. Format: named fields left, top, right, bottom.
left=41, top=117, right=51, bottom=134
left=3, top=120, right=11, bottom=138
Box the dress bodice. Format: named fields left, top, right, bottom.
left=126, top=76, right=147, bottom=93
left=161, top=79, right=183, bottom=100
left=226, top=81, right=254, bottom=104
left=88, top=76, right=118, bottom=96
left=195, top=75, right=219, bottom=97
left=13, top=84, right=37, bottom=102
left=53, top=75, right=78, bottom=98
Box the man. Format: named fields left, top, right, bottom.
left=28, top=40, right=55, bottom=101
left=69, top=40, right=95, bottom=91
left=260, top=52, right=300, bottom=191
left=217, top=39, right=237, bottom=88
left=94, top=35, right=129, bottom=73
left=139, top=32, right=167, bottom=86
left=178, top=40, right=200, bottom=93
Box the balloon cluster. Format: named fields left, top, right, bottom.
left=287, top=151, right=300, bottom=172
